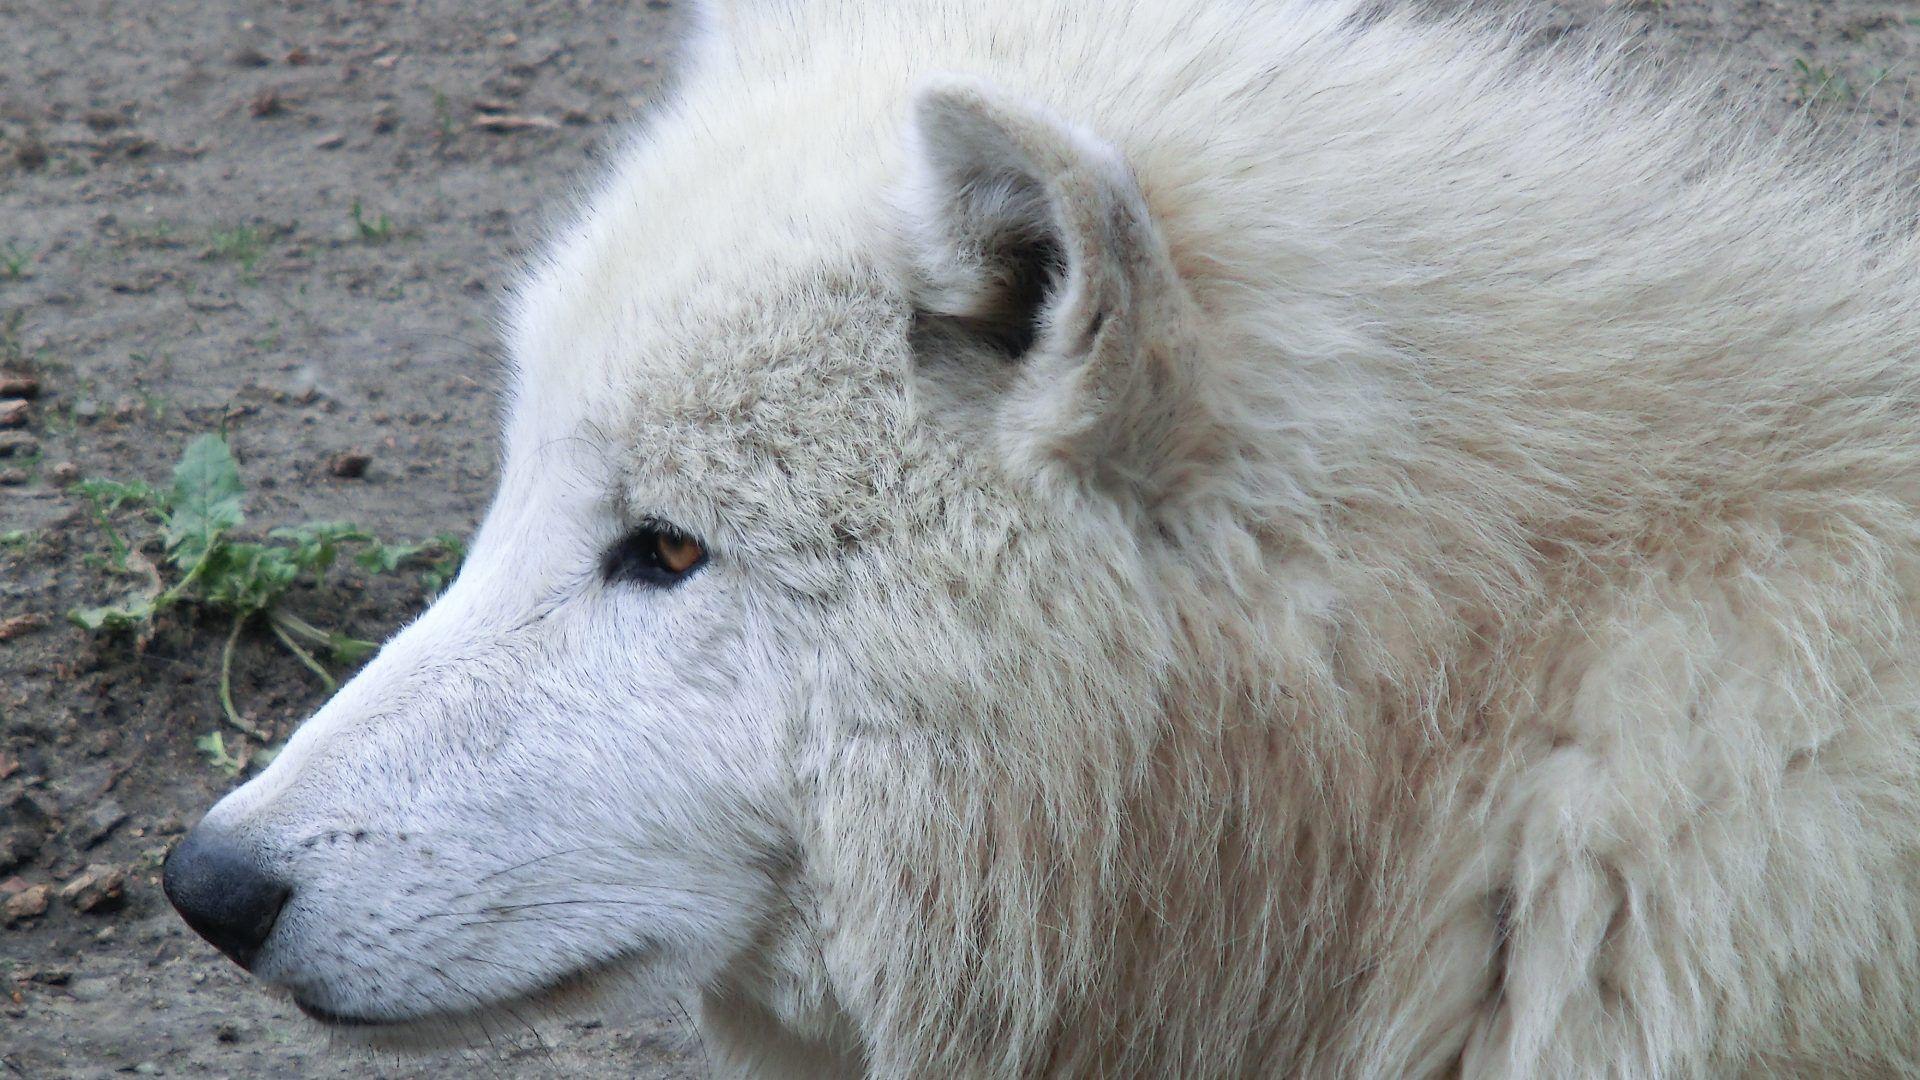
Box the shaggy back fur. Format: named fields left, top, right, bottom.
left=186, top=1, right=1920, bottom=1075
left=597, top=2, right=1920, bottom=1073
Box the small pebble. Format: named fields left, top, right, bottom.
left=3, top=883, right=50, bottom=923
left=328, top=450, right=371, bottom=478
left=78, top=800, right=128, bottom=848
left=59, top=863, right=126, bottom=913
left=0, top=614, right=46, bottom=642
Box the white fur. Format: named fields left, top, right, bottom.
left=197, top=1, right=1920, bottom=1074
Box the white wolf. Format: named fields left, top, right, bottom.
left=163, top=0, right=1920, bottom=1075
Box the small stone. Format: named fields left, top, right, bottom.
left=0, top=828, right=40, bottom=874
left=113, top=396, right=140, bottom=420
left=66, top=975, right=112, bottom=1002
left=249, top=87, right=284, bottom=117
left=6, top=791, right=52, bottom=829
left=14, top=134, right=48, bottom=171
left=0, top=614, right=46, bottom=641
left=48, top=461, right=79, bottom=485
left=0, top=400, right=26, bottom=428
left=0, top=374, right=38, bottom=399
left=281, top=368, right=321, bottom=403
left=77, top=799, right=127, bottom=848
left=312, top=131, right=345, bottom=150
left=133, top=1062, right=160, bottom=1076
left=328, top=450, right=371, bottom=478
left=472, top=113, right=559, bottom=132
left=72, top=399, right=99, bottom=421
left=59, top=864, right=125, bottom=913
left=0, top=468, right=25, bottom=486
left=0, top=431, right=38, bottom=457
left=3, top=883, right=49, bottom=923
left=50, top=763, right=112, bottom=811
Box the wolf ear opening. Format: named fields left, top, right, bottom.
left=903, top=76, right=1159, bottom=360
left=901, top=77, right=1215, bottom=509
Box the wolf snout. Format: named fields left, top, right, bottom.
left=162, top=822, right=292, bottom=971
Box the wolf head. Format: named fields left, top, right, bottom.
left=160, top=11, right=1295, bottom=1068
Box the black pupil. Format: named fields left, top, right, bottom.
left=603, top=524, right=703, bottom=586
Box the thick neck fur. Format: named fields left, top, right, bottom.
left=669, top=1, right=1920, bottom=1074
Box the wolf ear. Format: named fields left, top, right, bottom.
left=902, top=77, right=1211, bottom=505
left=903, top=76, right=1166, bottom=358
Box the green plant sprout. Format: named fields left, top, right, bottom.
left=71, top=432, right=463, bottom=742
left=349, top=199, right=396, bottom=243
left=0, top=241, right=35, bottom=280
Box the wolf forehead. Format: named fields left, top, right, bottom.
left=506, top=177, right=976, bottom=560
left=522, top=271, right=936, bottom=531
left=496, top=69, right=993, bottom=551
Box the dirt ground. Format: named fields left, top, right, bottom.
left=0, top=1, right=1912, bottom=1077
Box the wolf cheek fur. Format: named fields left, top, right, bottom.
left=170, top=1, right=1920, bottom=1076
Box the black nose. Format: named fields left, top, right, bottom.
left=163, top=823, right=291, bottom=971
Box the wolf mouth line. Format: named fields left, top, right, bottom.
left=293, top=945, right=655, bottom=1033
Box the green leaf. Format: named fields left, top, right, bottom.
left=420, top=532, right=467, bottom=596
left=195, top=731, right=245, bottom=777
left=201, top=542, right=301, bottom=614
left=165, top=433, right=245, bottom=569
left=324, top=632, right=378, bottom=664
left=69, top=599, right=157, bottom=631
left=270, top=521, right=372, bottom=577
left=353, top=539, right=428, bottom=575
left=74, top=477, right=163, bottom=511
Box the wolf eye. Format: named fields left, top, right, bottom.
left=602, top=521, right=707, bottom=587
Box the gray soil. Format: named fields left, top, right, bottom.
left=0, top=1, right=1913, bottom=1077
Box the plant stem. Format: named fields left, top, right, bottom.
left=89, top=505, right=129, bottom=571
left=270, top=609, right=333, bottom=645
left=219, top=615, right=270, bottom=740
left=158, top=549, right=213, bottom=608
left=269, top=610, right=338, bottom=692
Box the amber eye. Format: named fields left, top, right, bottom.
left=602, top=520, right=708, bottom=587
